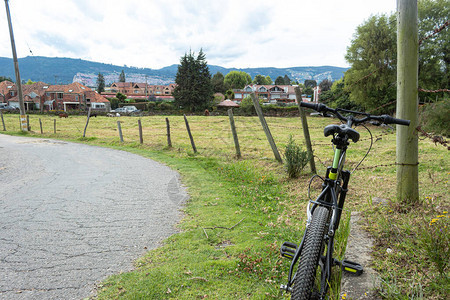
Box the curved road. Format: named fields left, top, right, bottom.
left=0, top=134, right=187, bottom=299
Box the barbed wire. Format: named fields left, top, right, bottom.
left=416, top=126, right=449, bottom=150
left=419, top=20, right=449, bottom=45
left=418, top=88, right=450, bottom=93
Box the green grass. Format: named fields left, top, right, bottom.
left=0, top=112, right=448, bottom=299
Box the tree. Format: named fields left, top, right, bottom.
left=96, top=73, right=105, bottom=93
left=253, top=74, right=269, bottom=85
left=319, top=79, right=333, bottom=92
left=224, top=71, right=251, bottom=89
left=283, top=75, right=291, bottom=85
left=417, top=0, right=449, bottom=103
left=304, top=80, right=317, bottom=88
left=274, top=76, right=285, bottom=85
left=211, top=72, right=227, bottom=93
left=25, top=79, right=35, bottom=85
left=116, top=92, right=127, bottom=102
left=265, top=75, right=273, bottom=85
left=344, top=14, right=397, bottom=112
left=0, top=76, right=13, bottom=83
left=119, top=70, right=126, bottom=82
left=172, top=49, right=214, bottom=112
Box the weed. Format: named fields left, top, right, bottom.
left=420, top=212, right=449, bottom=275
left=284, top=135, right=310, bottom=178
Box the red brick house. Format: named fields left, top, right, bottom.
left=233, top=84, right=298, bottom=104
left=2, top=81, right=110, bottom=112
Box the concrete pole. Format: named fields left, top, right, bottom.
left=396, top=0, right=419, bottom=203
left=4, top=0, right=27, bottom=131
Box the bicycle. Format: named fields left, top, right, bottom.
left=280, top=102, right=410, bottom=299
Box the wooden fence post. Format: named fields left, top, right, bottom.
left=83, top=107, right=91, bottom=137
left=27, top=115, right=30, bottom=131
left=295, top=87, right=316, bottom=174
left=227, top=108, right=241, bottom=158
left=53, top=119, right=56, bottom=134
left=166, top=117, right=172, bottom=148
left=39, top=118, right=43, bottom=134
left=0, top=111, right=5, bottom=131
left=138, top=119, right=143, bottom=144
left=183, top=114, right=197, bottom=153
left=251, top=93, right=282, bottom=163
left=117, top=121, right=124, bottom=142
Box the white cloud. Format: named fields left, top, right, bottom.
left=0, top=0, right=396, bottom=69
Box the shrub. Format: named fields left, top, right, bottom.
left=157, top=102, right=174, bottom=111
left=419, top=100, right=450, bottom=137
left=284, top=135, right=310, bottom=178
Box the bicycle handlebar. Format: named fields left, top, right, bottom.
left=300, top=102, right=410, bottom=126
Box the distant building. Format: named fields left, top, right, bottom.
left=0, top=81, right=110, bottom=112
left=233, top=84, right=299, bottom=104
left=104, top=82, right=176, bottom=101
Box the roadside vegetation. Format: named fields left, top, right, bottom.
left=1, top=113, right=447, bottom=299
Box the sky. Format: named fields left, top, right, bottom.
left=0, top=0, right=397, bottom=70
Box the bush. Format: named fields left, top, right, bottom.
left=419, top=100, right=450, bottom=137
left=157, top=102, right=174, bottom=111
left=284, top=135, right=310, bottom=178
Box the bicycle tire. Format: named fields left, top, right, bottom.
left=291, top=206, right=329, bottom=300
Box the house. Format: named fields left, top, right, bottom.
left=104, top=82, right=176, bottom=100
left=3, top=81, right=110, bottom=112
left=0, top=80, right=16, bottom=103
left=233, top=84, right=298, bottom=104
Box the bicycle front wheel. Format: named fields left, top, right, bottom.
left=291, top=206, right=329, bottom=300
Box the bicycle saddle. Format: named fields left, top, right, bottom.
left=324, top=124, right=360, bottom=142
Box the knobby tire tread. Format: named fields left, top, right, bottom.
left=291, top=206, right=329, bottom=300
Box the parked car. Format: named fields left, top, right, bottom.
left=111, top=107, right=128, bottom=113
left=0, top=104, right=19, bottom=112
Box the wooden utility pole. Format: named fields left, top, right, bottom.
left=251, top=93, right=282, bottom=163
left=295, top=87, right=316, bottom=174
left=4, top=0, right=27, bottom=131
left=396, top=0, right=419, bottom=203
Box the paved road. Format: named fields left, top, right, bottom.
left=0, top=134, right=187, bottom=300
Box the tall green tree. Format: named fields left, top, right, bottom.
left=119, top=70, right=126, bottom=82
left=96, top=73, right=105, bottom=93
left=319, top=79, right=333, bottom=92
left=253, top=74, right=269, bottom=85
left=224, top=71, right=251, bottom=89
left=274, top=76, right=284, bottom=85
left=211, top=72, right=227, bottom=93
left=304, top=80, right=317, bottom=88
left=417, top=0, right=449, bottom=102
left=265, top=75, right=273, bottom=85
left=344, top=14, right=397, bottom=111
left=173, top=49, right=214, bottom=112
left=283, top=75, right=291, bottom=85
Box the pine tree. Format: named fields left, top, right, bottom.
left=173, top=49, right=214, bottom=112
left=96, top=73, right=105, bottom=93
left=119, top=70, right=126, bottom=82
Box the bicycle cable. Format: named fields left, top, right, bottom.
left=351, top=123, right=373, bottom=173
left=308, top=174, right=325, bottom=201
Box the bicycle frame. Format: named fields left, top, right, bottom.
left=283, top=129, right=352, bottom=296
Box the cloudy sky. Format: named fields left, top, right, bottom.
left=0, top=0, right=396, bottom=69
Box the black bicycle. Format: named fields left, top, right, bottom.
left=280, top=102, right=410, bottom=299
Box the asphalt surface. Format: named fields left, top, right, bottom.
left=0, top=134, right=188, bottom=300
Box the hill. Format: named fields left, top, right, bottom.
left=0, top=56, right=348, bottom=87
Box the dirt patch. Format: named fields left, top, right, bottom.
left=340, top=211, right=381, bottom=300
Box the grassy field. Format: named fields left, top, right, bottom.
left=1, top=112, right=448, bottom=299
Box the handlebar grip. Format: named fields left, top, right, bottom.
left=300, top=102, right=327, bottom=112
left=380, top=115, right=410, bottom=126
